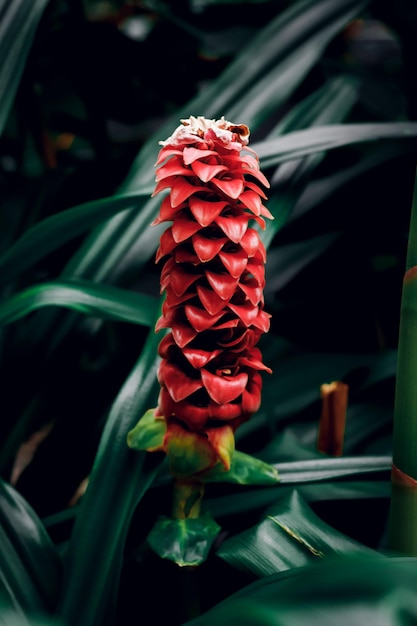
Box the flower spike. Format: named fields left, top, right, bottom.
left=140, top=115, right=273, bottom=479
left=127, top=119, right=278, bottom=568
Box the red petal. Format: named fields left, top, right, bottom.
left=201, top=369, right=248, bottom=404
left=172, top=323, right=198, bottom=348
left=238, top=190, right=263, bottom=215
left=211, top=318, right=240, bottom=331
left=155, top=156, right=191, bottom=181
left=211, top=176, right=244, bottom=199
left=165, top=287, right=195, bottom=307
left=182, top=146, right=218, bottom=165
left=182, top=347, right=222, bottom=369
left=227, top=301, right=259, bottom=326
left=189, top=197, right=228, bottom=227
left=156, top=228, right=176, bottom=263
left=157, top=333, right=176, bottom=358
left=170, top=265, right=200, bottom=296
left=172, top=217, right=202, bottom=242
left=158, top=388, right=209, bottom=429
left=238, top=347, right=272, bottom=373
left=197, top=284, right=228, bottom=315
left=192, top=233, right=227, bottom=262
left=158, top=361, right=203, bottom=402
left=174, top=248, right=200, bottom=264
left=219, top=249, right=248, bottom=278
left=185, top=304, right=225, bottom=332
left=247, top=256, right=265, bottom=286
left=215, top=213, right=248, bottom=243
left=160, top=257, right=175, bottom=290
left=218, top=329, right=252, bottom=350
left=244, top=180, right=268, bottom=199
left=252, top=214, right=266, bottom=230
left=241, top=372, right=262, bottom=414
left=151, top=195, right=184, bottom=226
left=207, top=401, right=242, bottom=420
left=238, top=160, right=270, bottom=187
left=205, top=270, right=238, bottom=300
left=252, top=309, right=271, bottom=333
left=240, top=228, right=264, bottom=259
left=238, top=279, right=263, bottom=306
left=191, top=160, right=228, bottom=182
left=170, top=177, right=206, bottom=208
left=155, top=147, right=183, bottom=166
left=261, top=204, right=274, bottom=220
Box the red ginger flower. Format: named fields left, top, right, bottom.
left=151, top=116, right=272, bottom=478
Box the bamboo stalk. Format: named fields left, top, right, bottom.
left=388, top=168, right=417, bottom=554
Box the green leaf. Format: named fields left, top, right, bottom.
left=203, top=450, right=279, bottom=485
left=252, top=338, right=397, bottom=426
left=207, top=480, right=390, bottom=522
left=275, top=455, right=391, bottom=484
left=0, top=0, right=51, bottom=137
left=0, top=606, right=62, bottom=626
left=216, top=490, right=378, bottom=578
left=264, top=232, right=340, bottom=291
left=290, top=141, right=417, bottom=223
left=147, top=514, right=221, bottom=567
left=0, top=190, right=153, bottom=286
left=260, top=75, right=360, bottom=246
left=0, top=279, right=159, bottom=328
left=0, top=478, right=61, bottom=613
left=56, top=317, right=164, bottom=626
left=184, top=556, right=417, bottom=626
left=254, top=122, right=417, bottom=169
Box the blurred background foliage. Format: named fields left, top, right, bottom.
left=0, top=0, right=417, bottom=624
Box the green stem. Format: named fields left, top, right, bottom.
left=389, top=167, right=417, bottom=554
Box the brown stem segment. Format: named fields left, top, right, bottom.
left=317, top=381, right=349, bottom=456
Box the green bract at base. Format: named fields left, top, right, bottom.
left=127, top=408, right=279, bottom=566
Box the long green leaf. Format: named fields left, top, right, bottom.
left=275, top=455, right=391, bottom=484
left=290, top=141, right=417, bottom=223
left=0, top=279, right=159, bottom=327
left=0, top=0, right=51, bottom=137
left=0, top=190, right=153, bottom=286
left=254, top=122, right=417, bottom=169
left=207, top=480, right=390, bottom=521
left=56, top=316, right=164, bottom=626
left=260, top=75, right=359, bottom=246
left=0, top=479, right=61, bottom=614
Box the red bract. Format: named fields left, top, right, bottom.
left=152, top=116, right=272, bottom=477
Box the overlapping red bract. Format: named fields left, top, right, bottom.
left=152, top=116, right=272, bottom=475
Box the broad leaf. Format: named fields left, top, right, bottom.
left=216, top=490, right=378, bottom=577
